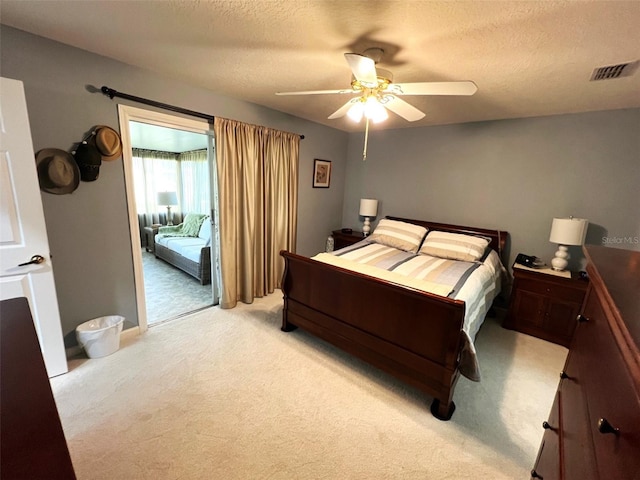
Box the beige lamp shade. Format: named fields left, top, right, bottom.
left=359, top=198, right=378, bottom=217
left=549, top=217, right=589, bottom=271
left=549, top=217, right=589, bottom=245
left=157, top=191, right=178, bottom=206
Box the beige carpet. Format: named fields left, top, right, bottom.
left=52, top=291, right=566, bottom=479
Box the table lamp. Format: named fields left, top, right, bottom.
left=549, top=216, right=589, bottom=271
left=359, top=198, right=378, bottom=236
left=157, top=191, right=178, bottom=226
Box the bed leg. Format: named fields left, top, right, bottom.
left=430, top=399, right=456, bottom=421
left=281, top=321, right=297, bottom=332
left=280, top=305, right=297, bottom=332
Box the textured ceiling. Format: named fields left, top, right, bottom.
left=2, top=0, right=639, bottom=132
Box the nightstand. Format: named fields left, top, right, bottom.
left=331, top=230, right=366, bottom=250
left=503, top=264, right=588, bottom=347
left=144, top=225, right=160, bottom=253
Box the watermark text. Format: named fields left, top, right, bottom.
left=602, top=236, right=639, bottom=245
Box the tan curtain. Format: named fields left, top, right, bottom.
left=214, top=117, right=299, bottom=308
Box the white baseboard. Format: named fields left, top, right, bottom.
left=65, top=345, right=83, bottom=358
left=121, top=326, right=141, bottom=341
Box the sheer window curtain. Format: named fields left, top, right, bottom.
left=214, top=117, right=299, bottom=309
left=133, top=148, right=210, bottom=221
left=178, top=150, right=210, bottom=215
left=132, top=149, right=180, bottom=222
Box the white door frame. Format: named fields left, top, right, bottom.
left=117, top=105, right=215, bottom=332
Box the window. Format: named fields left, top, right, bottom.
left=132, top=148, right=210, bottom=216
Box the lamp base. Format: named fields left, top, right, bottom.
left=551, top=245, right=569, bottom=271
left=166, top=206, right=173, bottom=226
left=362, top=217, right=371, bottom=236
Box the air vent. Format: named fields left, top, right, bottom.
left=590, top=61, right=639, bottom=81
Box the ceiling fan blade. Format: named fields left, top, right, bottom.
left=328, top=98, right=360, bottom=119
left=387, top=81, right=478, bottom=96
left=381, top=95, right=425, bottom=122
left=276, top=88, right=354, bottom=96
left=344, top=53, right=378, bottom=86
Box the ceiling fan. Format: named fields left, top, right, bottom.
left=276, top=48, right=477, bottom=158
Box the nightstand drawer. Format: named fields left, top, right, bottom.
left=517, top=277, right=586, bottom=303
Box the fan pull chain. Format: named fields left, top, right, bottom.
left=362, top=117, right=370, bottom=161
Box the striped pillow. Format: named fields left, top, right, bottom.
left=368, top=219, right=428, bottom=253
left=419, top=231, right=489, bottom=262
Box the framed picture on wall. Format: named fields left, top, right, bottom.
left=313, top=159, right=331, bottom=188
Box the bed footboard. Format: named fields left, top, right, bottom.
left=280, top=250, right=466, bottom=420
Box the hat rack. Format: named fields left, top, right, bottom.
left=70, top=128, right=98, bottom=156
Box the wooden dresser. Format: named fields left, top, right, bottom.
left=531, top=245, right=640, bottom=480
left=0, top=297, right=76, bottom=479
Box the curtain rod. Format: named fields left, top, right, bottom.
left=100, top=86, right=304, bottom=139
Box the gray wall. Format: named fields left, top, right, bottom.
left=1, top=26, right=348, bottom=344
left=342, top=110, right=640, bottom=271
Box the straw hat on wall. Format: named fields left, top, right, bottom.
left=36, top=148, right=80, bottom=194
left=92, top=125, right=122, bottom=161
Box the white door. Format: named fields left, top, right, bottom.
left=0, top=77, right=68, bottom=377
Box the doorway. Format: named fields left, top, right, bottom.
left=118, top=105, right=219, bottom=332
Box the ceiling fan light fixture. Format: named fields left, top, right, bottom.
left=364, top=96, right=388, bottom=123
left=347, top=101, right=365, bottom=122
left=277, top=48, right=476, bottom=128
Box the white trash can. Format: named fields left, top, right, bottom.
left=76, top=315, right=125, bottom=359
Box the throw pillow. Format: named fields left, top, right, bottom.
left=368, top=219, right=428, bottom=253
left=419, top=231, right=490, bottom=262
left=182, top=213, right=208, bottom=236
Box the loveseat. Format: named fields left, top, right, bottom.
left=154, top=214, right=211, bottom=285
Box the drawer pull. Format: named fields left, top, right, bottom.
left=576, top=314, right=589, bottom=322
left=597, top=417, right=619, bottom=435
left=531, top=469, right=544, bottom=479
left=542, top=421, right=555, bottom=431
left=560, top=371, right=569, bottom=379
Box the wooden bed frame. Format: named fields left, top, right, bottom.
left=280, top=217, right=508, bottom=420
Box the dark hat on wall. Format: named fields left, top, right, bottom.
left=92, top=125, right=122, bottom=161
left=73, top=141, right=102, bottom=182
left=36, top=148, right=80, bottom=194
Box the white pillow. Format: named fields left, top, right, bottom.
left=368, top=219, right=428, bottom=253
left=198, top=218, right=211, bottom=246
left=419, top=231, right=489, bottom=262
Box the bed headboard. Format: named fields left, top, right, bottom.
left=386, top=216, right=509, bottom=264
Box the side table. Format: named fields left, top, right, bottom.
left=144, top=225, right=160, bottom=253
left=331, top=230, right=366, bottom=250
left=503, top=264, right=588, bottom=347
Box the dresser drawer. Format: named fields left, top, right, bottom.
left=577, top=290, right=640, bottom=479
left=532, top=390, right=561, bottom=480
left=559, top=341, right=598, bottom=480
left=516, top=277, right=585, bottom=303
